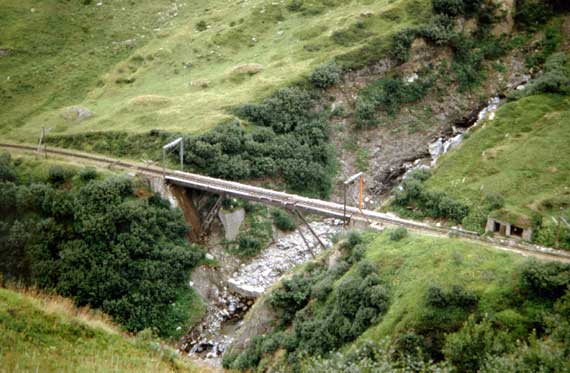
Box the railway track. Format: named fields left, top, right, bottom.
left=2, top=142, right=570, bottom=263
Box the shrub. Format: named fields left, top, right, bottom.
left=234, top=87, right=313, bottom=133
left=396, top=332, right=426, bottom=356
left=1, top=175, right=203, bottom=337
left=311, top=275, right=334, bottom=301
left=432, top=0, right=465, bottom=17
left=48, top=165, right=73, bottom=185
left=461, top=207, right=489, bottom=234
left=391, top=29, right=416, bottom=63
left=261, top=333, right=281, bottom=354
left=221, top=352, right=239, bottom=369
left=287, top=0, right=304, bottom=12
left=354, top=99, right=378, bottom=128
left=426, top=284, right=478, bottom=309
left=347, top=230, right=364, bottom=248
left=393, top=172, right=469, bottom=224
left=306, top=339, right=448, bottom=372
left=183, top=115, right=332, bottom=197
left=236, top=233, right=264, bottom=257
left=271, top=209, right=297, bottom=231
left=514, top=0, right=554, bottom=30
left=196, top=20, right=208, bottom=31
left=79, top=167, right=97, bottom=181
left=426, top=285, right=449, bottom=308
left=0, top=153, right=17, bottom=183
left=309, top=61, right=342, bottom=89
left=443, top=316, right=500, bottom=372
left=517, top=53, right=570, bottom=99
left=390, top=227, right=409, bottom=241
left=355, top=76, right=433, bottom=127
left=268, top=275, right=311, bottom=324
left=520, top=260, right=570, bottom=300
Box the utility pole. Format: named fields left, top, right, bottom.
left=343, top=172, right=364, bottom=225
left=37, top=127, right=52, bottom=158
left=162, top=137, right=184, bottom=178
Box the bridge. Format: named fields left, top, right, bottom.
left=2, top=142, right=570, bottom=262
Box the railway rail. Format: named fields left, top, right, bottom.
left=2, top=142, right=570, bottom=263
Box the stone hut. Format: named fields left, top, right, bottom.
left=485, top=211, right=533, bottom=241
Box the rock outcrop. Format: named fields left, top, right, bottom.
left=61, top=106, right=93, bottom=123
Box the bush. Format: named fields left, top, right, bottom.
left=234, top=87, right=313, bottom=133
left=443, top=316, right=501, bottom=372
left=183, top=117, right=332, bottom=197
left=391, top=29, right=416, bottom=63
left=426, top=284, right=478, bottom=309
left=393, top=172, right=469, bottom=224
left=47, top=165, right=71, bottom=185
left=196, top=20, right=208, bottom=31
left=311, top=275, right=334, bottom=301
left=309, top=61, right=342, bottom=89
left=261, top=334, right=281, bottom=354
left=286, top=0, right=304, bottom=12
left=1, top=174, right=203, bottom=337
left=271, top=209, right=297, bottom=231
left=426, top=285, right=449, bottom=308
left=516, top=53, right=570, bottom=99
left=432, top=0, right=464, bottom=17
left=514, top=0, right=554, bottom=30
left=0, top=153, right=17, bottom=183
left=306, top=339, right=448, bottom=372
left=520, top=260, right=570, bottom=300
left=355, top=76, right=433, bottom=128
left=390, top=227, right=408, bottom=241
left=268, top=275, right=312, bottom=324
left=347, top=230, right=364, bottom=248
left=79, top=167, right=97, bottom=181
left=236, top=233, right=264, bottom=257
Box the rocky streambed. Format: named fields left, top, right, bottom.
left=400, top=96, right=503, bottom=180
left=179, top=218, right=343, bottom=366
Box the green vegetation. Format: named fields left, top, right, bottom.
left=0, top=287, right=199, bottom=372
left=355, top=0, right=514, bottom=129
left=271, top=209, right=297, bottom=232
left=515, top=0, right=570, bottom=31
left=1, top=0, right=427, bottom=142
left=0, top=154, right=204, bottom=337
left=184, top=110, right=335, bottom=197
left=514, top=52, right=570, bottom=99
left=392, top=169, right=470, bottom=224
left=226, top=201, right=273, bottom=258
left=224, top=230, right=570, bottom=371
left=224, top=231, right=386, bottom=370
left=309, top=61, right=343, bottom=89
left=355, top=75, right=433, bottom=128
left=421, top=94, right=570, bottom=247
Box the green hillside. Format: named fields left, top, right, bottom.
left=0, top=287, right=200, bottom=372
left=427, top=93, right=570, bottom=219
left=224, top=229, right=570, bottom=371
left=0, top=0, right=427, bottom=142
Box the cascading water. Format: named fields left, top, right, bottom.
left=401, top=96, right=502, bottom=181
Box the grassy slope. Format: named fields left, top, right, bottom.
left=425, top=94, right=570, bottom=218
left=0, top=0, right=428, bottom=142
left=0, top=287, right=199, bottom=372
left=360, top=231, right=524, bottom=341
